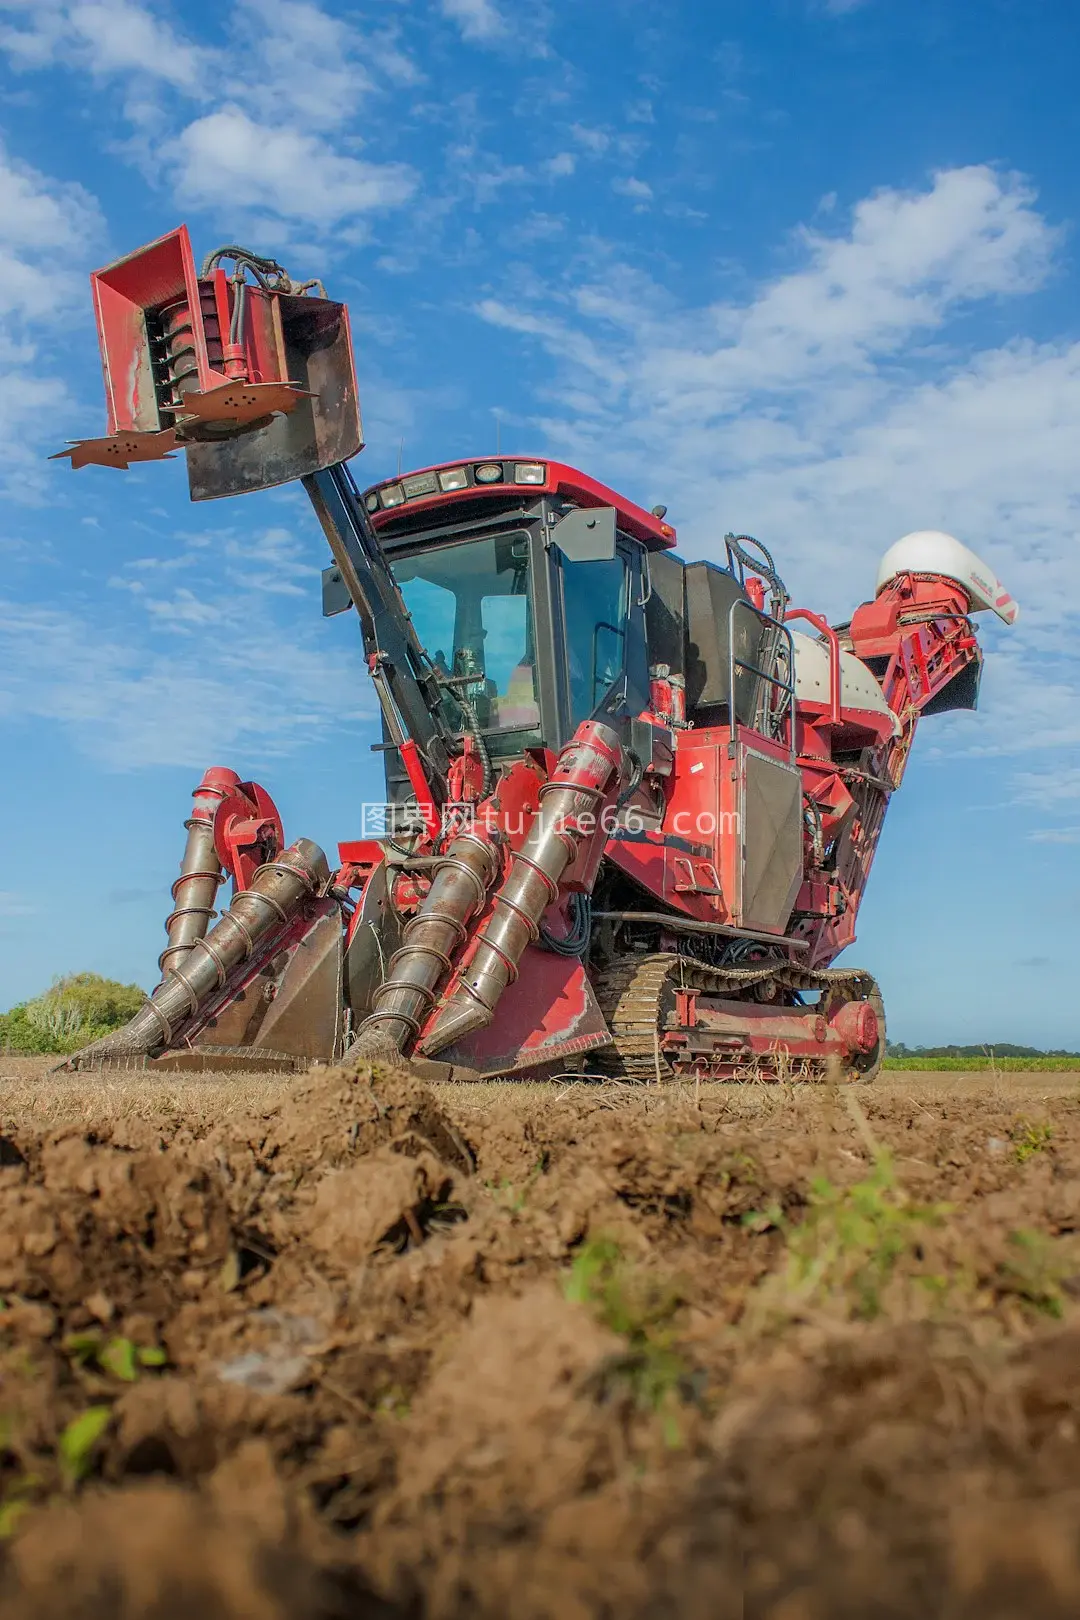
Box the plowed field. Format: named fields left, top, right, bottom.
left=2, top=1054, right=1079, bottom=1619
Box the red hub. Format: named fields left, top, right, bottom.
left=213, top=781, right=285, bottom=891
left=829, top=997, right=880, bottom=1056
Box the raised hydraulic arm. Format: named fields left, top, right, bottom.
left=304, top=463, right=459, bottom=807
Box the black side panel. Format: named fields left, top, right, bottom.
left=921, top=651, right=983, bottom=715
left=684, top=560, right=762, bottom=723
left=644, top=551, right=686, bottom=676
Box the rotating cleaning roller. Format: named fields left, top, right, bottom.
left=158, top=766, right=241, bottom=979
left=65, top=839, right=329, bottom=1068
left=419, top=721, right=625, bottom=1057
left=349, top=825, right=502, bottom=1059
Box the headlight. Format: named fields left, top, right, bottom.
left=474, top=462, right=503, bottom=484
left=514, top=462, right=546, bottom=485
left=438, top=466, right=469, bottom=491
left=365, top=492, right=380, bottom=512
left=379, top=483, right=405, bottom=508
left=402, top=471, right=439, bottom=499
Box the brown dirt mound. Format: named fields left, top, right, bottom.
left=2, top=1061, right=1080, bottom=1617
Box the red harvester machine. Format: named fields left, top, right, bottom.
left=56, top=229, right=1018, bottom=1082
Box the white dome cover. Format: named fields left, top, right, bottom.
left=791, top=631, right=901, bottom=737
left=875, top=531, right=1019, bottom=625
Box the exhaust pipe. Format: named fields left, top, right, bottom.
left=348, top=826, right=500, bottom=1059
left=419, top=722, right=623, bottom=1057
left=65, top=838, right=329, bottom=1068
left=158, top=767, right=240, bottom=979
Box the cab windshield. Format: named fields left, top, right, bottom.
left=392, top=531, right=541, bottom=739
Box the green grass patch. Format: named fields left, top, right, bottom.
left=64, top=1332, right=167, bottom=1382
left=58, top=1406, right=112, bottom=1485
left=1010, top=1119, right=1054, bottom=1164
left=564, top=1236, right=689, bottom=1444
left=997, top=1229, right=1069, bottom=1319
left=0, top=1414, right=40, bottom=1540
left=883, top=1056, right=1080, bottom=1072
left=0, top=1399, right=116, bottom=1535
left=748, top=1149, right=951, bottom=1324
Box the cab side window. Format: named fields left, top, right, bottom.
left=563, top=553, right=630, bottom=725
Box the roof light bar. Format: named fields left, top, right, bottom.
left=402, top=471, right=439, bottom=499
left=366, top=458, right=552, bottom=513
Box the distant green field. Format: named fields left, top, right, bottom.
left=883, top=1056, right=1080, bottom=1072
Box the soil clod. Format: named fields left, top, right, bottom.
left=1, top=1060, right=1079, bottom=1616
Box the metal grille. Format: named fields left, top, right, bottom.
left=739, top=749, right=803, bottom=932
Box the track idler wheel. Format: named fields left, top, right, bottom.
left=824, top=980, right=886, bottom=1082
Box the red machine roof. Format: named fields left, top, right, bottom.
left=363, top=457, right=677, bottom=549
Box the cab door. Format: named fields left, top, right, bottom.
left=552, top=536, right=651, bottom=740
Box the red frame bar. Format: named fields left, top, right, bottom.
left=786, top=607, right=842, bottom=726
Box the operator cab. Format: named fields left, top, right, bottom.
left=325, top=456, right=787, bottom=812
left=329, top=458, right=670, bottom=807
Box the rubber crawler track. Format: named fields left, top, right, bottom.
left=591, top=951, right=884, bottom=1082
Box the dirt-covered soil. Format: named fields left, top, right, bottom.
left=2, top=1056, right=1080, bottom=1618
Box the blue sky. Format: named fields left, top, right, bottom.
left=0, top=0, right=1077, bottom=1046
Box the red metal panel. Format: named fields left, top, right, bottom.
left=431, top=946, right=612, bottom=1076
left=661, top=736, right=727, bottom=916
left=604, top=731, right=739, bottom=923
left=90, top=226, right=222, bottom=433
left=243, top=283, right=289, bottom=384
left=92, top=279, right=159, bottom=434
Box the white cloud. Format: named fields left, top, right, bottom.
left=440, top=0, right=506, bottom=43
left=0, top=146, right=101, bottom=263
left=613, top=167, right=1054, bottom=416
left=514, top=212, right=566, bottom=243
left=168, top=107, right=417, bottom=231
left=1012, top=767, right=1080, bottom=811
left=475, top=298, right=624, bottom=384
left=0, top=0, right=210, bottom=88
left=0, top=0, right=419, bottom=113
left=0, top=144, right=103, bottom=493
left=544, top=152, right=576, bottom=178
left=233, top=0, right=421, bottom=132
left=69, top=0, right=208, bottom=86
left=0, top=523, right=376, bottom=769
left=571, top=124, right=610, bottom=155
left=472, top=165, right=1077, bottom=826
left=476, top=166, right=1059, bottom=515
left=612, top=176, right=653, bottom=206
left=0, top=892, right=38, bottom=919
left=223, top=524, right=314, bottom=598
left=0, top=0, right=425, bottom=233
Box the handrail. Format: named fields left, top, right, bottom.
left=785, top=607, right=842, bottom=727
left=727, top=599, right=796, bottom=763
